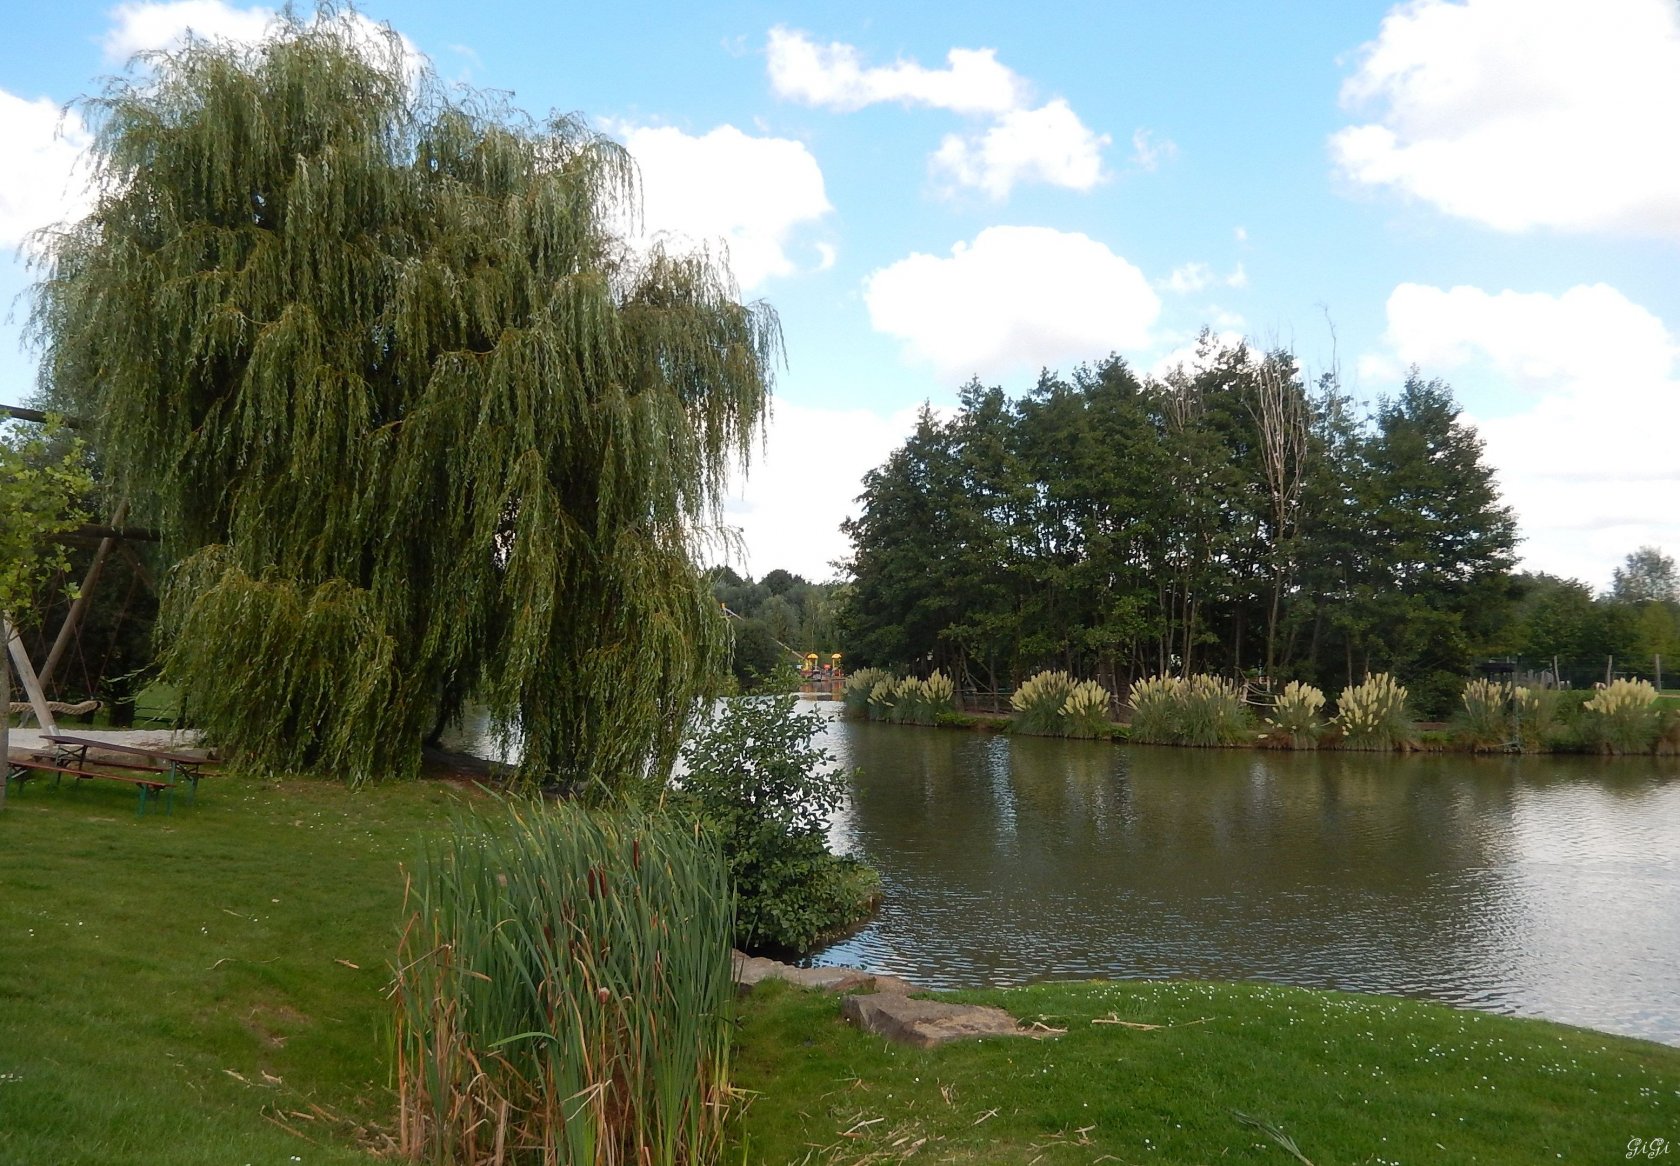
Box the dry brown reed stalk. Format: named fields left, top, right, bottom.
left=392, top=805, right=735, bottom=1165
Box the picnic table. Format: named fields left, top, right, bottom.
left=41, top=733, right=217, bottom=803
left=6, top=755, right=175, bottom=816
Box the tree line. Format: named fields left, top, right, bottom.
left=836, top=336, right=1673, bottom=716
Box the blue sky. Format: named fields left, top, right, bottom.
left=4, top=0, right=1677, bottom=586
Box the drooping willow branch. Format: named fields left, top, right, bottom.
left=29, top=8, right=776, bottom=788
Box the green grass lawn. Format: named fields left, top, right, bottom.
left=734, top=980, right=1680, bottom=1164
left=0, top=770, right=483, bottom=1166
left=4, top=770, right=1678, bottom=1165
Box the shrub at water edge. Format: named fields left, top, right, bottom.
left=1174, top=674, right=1253, bottom=746
left=1511, top=686, right=1561, bottom=751
left=866, top=676, right=898, bottom=721
left=1334, top=673, right=1415, bottom=751
left=1062, top=679, right=1113, bottom=739
left=1263, top=681, right=1325, bottom=749
left=842, top=667, right=889, bottom=717
left=677, top=695, right=878, bottom=952
left=1127, top=674, right=1251, bottom=745
left=393, top=806, right=734, bottom=1166
left=1126, top=675, right=1181, bottom=744
left=1009, top=671, right=1114, bottom=737
left=1011, top=670, right=1077, bottom=736
left=891, top=671, right=957, bottom=726
left=1457, top=678, right=1515, bottom=751
left=1583, top=678, right=1661, bottom=754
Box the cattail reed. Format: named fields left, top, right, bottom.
left=393, top=805, right=735, bottom=1165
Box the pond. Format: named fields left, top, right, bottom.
left=805, top=703, right=1680, bottom=1047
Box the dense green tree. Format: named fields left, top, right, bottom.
left=1, top=422, right=92, bottom=807
left=707, top=566, right=842, bottom=663
left=1339, top=373, right=1518, bottom=712
left=725, top=618, right=794, bottom=692
left=1509, top=574, right=1601, bottom=663
left=1610, top=547, right=1679, bottom=604
left=29, top=15, right=773, bottom=788
left=839, top=406, right=967, bottom=672
left=839, top=349, right=1521, bottom=713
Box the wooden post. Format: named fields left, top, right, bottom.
left=39, top=501, right=128, bottom=694
left=1605, top=655, right=1614, bottom=686
left=4, top=615, right=59, bottom=735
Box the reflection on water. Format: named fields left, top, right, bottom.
left=809, top=705, right=1680, bottom=1046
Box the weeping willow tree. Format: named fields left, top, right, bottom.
left=29, top=10, right=774, bottom=789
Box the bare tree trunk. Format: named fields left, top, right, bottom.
left=1247, top=355, right=1311, bottom=685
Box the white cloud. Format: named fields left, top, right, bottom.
left=767, top=28, right=1113, bottom=200
left=931, top=99, right=1108, bottom=199
left=1369, top=281, right=1680, bottom=585
left=864, top=226, right=1159, bottom=381
left=718, top=399, right=924, bottom=580
left=1129, top=128, right=1177, bottom=172
left=103, top=2, right=426, bottom=85
left=104, top=0, right=276, bottom=59
left=0, top=91, right=94, bottom=248
left=1162, top=261, right=1247, bottom=295
left=766, top=26, right=1024, bottom=114
left=1332, top=0, right=1680, bottom=236
left=1383, top=283, right=1674, bottom=388
left=618, top=123, right=832, bottom=292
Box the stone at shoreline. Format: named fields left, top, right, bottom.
left=732, top=951, right=886, bottom=994
left=731, top=950, right=1044, bottom=1048
left=840, top=992, right=1038, bottom=1050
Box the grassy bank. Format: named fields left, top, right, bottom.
left=0, top=770, right=479, bottom=1165
left=735, top=978, right=1680, bottom=1165
left=4, top=771, right=1678, bottom=1165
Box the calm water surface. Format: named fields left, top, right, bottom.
left=804, top=703, right=1680, bottom=1046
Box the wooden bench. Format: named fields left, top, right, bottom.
left=42, top=734, right=216, bottom=803
left=6, top=757, right=175, bottom=816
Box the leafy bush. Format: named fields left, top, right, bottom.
left=1512, top=686, right=1561, bottom=751
left=676, top=695, right=876, bottom=952
left=393, top=806, right=734, bottom=1166
left=1333, top=673, right=1415, bottom=751
left=1411, top=669, right=1467, bottom=721
left=1658, top=706, right=1680, bottom=755
left=1457, top=678, right=1515, bottom=751
left=1583, top=678, right=1661, bottom=754
left=1538, top=689, right=1596, bottom=752
left=1126, top=675, right=1181, bottom=744
left=1264, top=681, right=1325, bottom=749
left=841, top=667, right=889, bottom=717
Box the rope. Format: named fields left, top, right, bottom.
left=7, top=699, right=102, bottom=716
